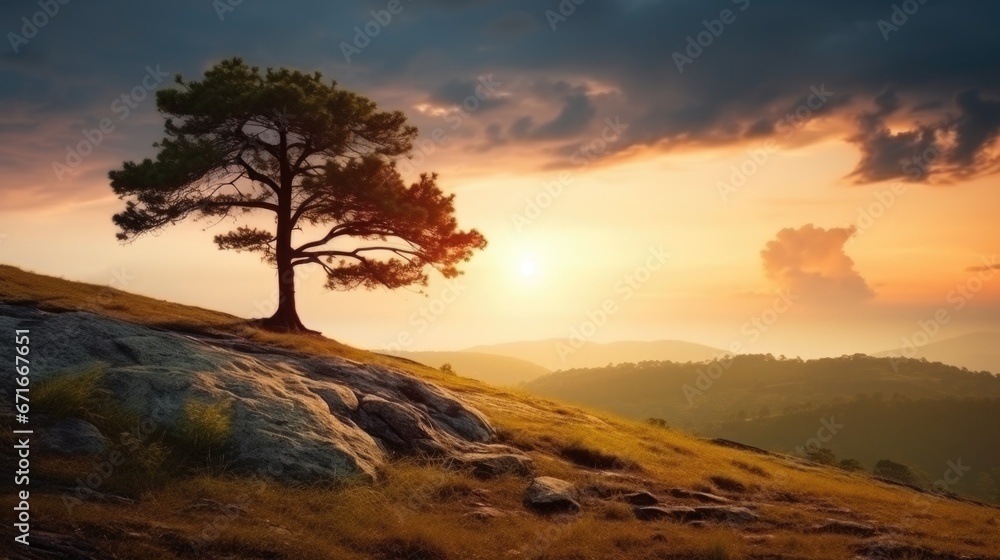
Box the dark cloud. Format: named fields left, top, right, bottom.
left=1, top=0, right=999, bottom=205
left=848, top=89, right=1000, bottom=183
left=761, top=225, right=874, bottom=303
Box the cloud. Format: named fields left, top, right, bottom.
left=761, top=225, right=875, bottom=303
left=848, top=90, right=1000, bottom=183
left=2, top=0, right=1000, bottom=208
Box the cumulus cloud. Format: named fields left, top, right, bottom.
left=761, top=225, right=875, bottom=303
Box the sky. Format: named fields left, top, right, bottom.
left=1, top=0, right=998, bottom=358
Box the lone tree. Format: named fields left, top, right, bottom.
left=110, top=58, right=486, bottom=332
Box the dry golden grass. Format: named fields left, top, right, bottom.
left=3, top=264, right=1000, bottom=559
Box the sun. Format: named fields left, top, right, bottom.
left=519, top=258, right=538, bottom=278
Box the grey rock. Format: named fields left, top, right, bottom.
left=37, top=418, right=109, bottom=456
left=668, top=487, right=731, bottom=504
left=465, top=506, right=506, bottom=521
left=446, top=452, right=534, bottom=478
left=524, top=476, right=581, bottom=513
left=622, top=491, right=659, bottom=506
left=0, top=304, right=497, bottom=483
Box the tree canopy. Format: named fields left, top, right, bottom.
left=110, top=58, right=486, bottom=332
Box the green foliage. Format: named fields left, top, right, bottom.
left=33, top=364, right=105, bottom=419
left=646, top=417, right=669, bottom=428
left=874, top=459, right=918, bottom=485
left=33, top=364, right=141, bottom=434
left=170, top=399, right=233, bottom=457
left=839, top=458, right=865, bottom=472
left=805, top=447, right=838, bottom=466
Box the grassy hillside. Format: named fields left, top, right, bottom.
left=2, top=265, right=999, bottom=560
left=524, top=354, right=1000, bottom=431
left=467, top=338, right=725, bottom=370
left=383, top=350, right=551, bottom=385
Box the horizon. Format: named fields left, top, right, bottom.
left=3, top=2, right=999, bottom=360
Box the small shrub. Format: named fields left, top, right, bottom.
left=874, top=459, right=918, bottom=485
left=805, top=447, right=838, bottom=466
left=646, top=417, right=669, bottom=429
left=33, top=364, right=104, bottom=419
left=560, top=440, right=639, bottom=471
left=709, top=475, right=747, bottom=493
left=839, top=458, right=865, bottom=472
left=170, top=399, right=232, bottom=457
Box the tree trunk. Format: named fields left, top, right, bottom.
left=261, top=260, right=309, bottom=332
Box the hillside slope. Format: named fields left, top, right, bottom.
left=2, top=265, right=999, bottom=560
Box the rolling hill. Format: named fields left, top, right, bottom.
left=875, top=331, right=1000, bottom=374
left=523, top=354, right=1000, bottom=431
left=467, top=338, right=725, bottom=370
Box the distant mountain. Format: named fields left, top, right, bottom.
left=875, top=331, right=1000, bottom=374
left=382, top=351, right=550, bottom=386
left=523, top=354, right=1000, bottom=431
left=466, top=339, right=725, bottom=370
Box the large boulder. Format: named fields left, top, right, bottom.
left=524, top=476, right=581, bottom=513
left=0, top=304, right=497, bottom=483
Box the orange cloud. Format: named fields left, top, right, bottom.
left=761, top=224, right=874, bottom=303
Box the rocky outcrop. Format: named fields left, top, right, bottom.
left=0, top=304, right=498, bottom=483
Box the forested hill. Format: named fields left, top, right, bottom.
left=524, top=354, right=1000, bottom=431
left=715, top=396, right=1000, bottom=504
